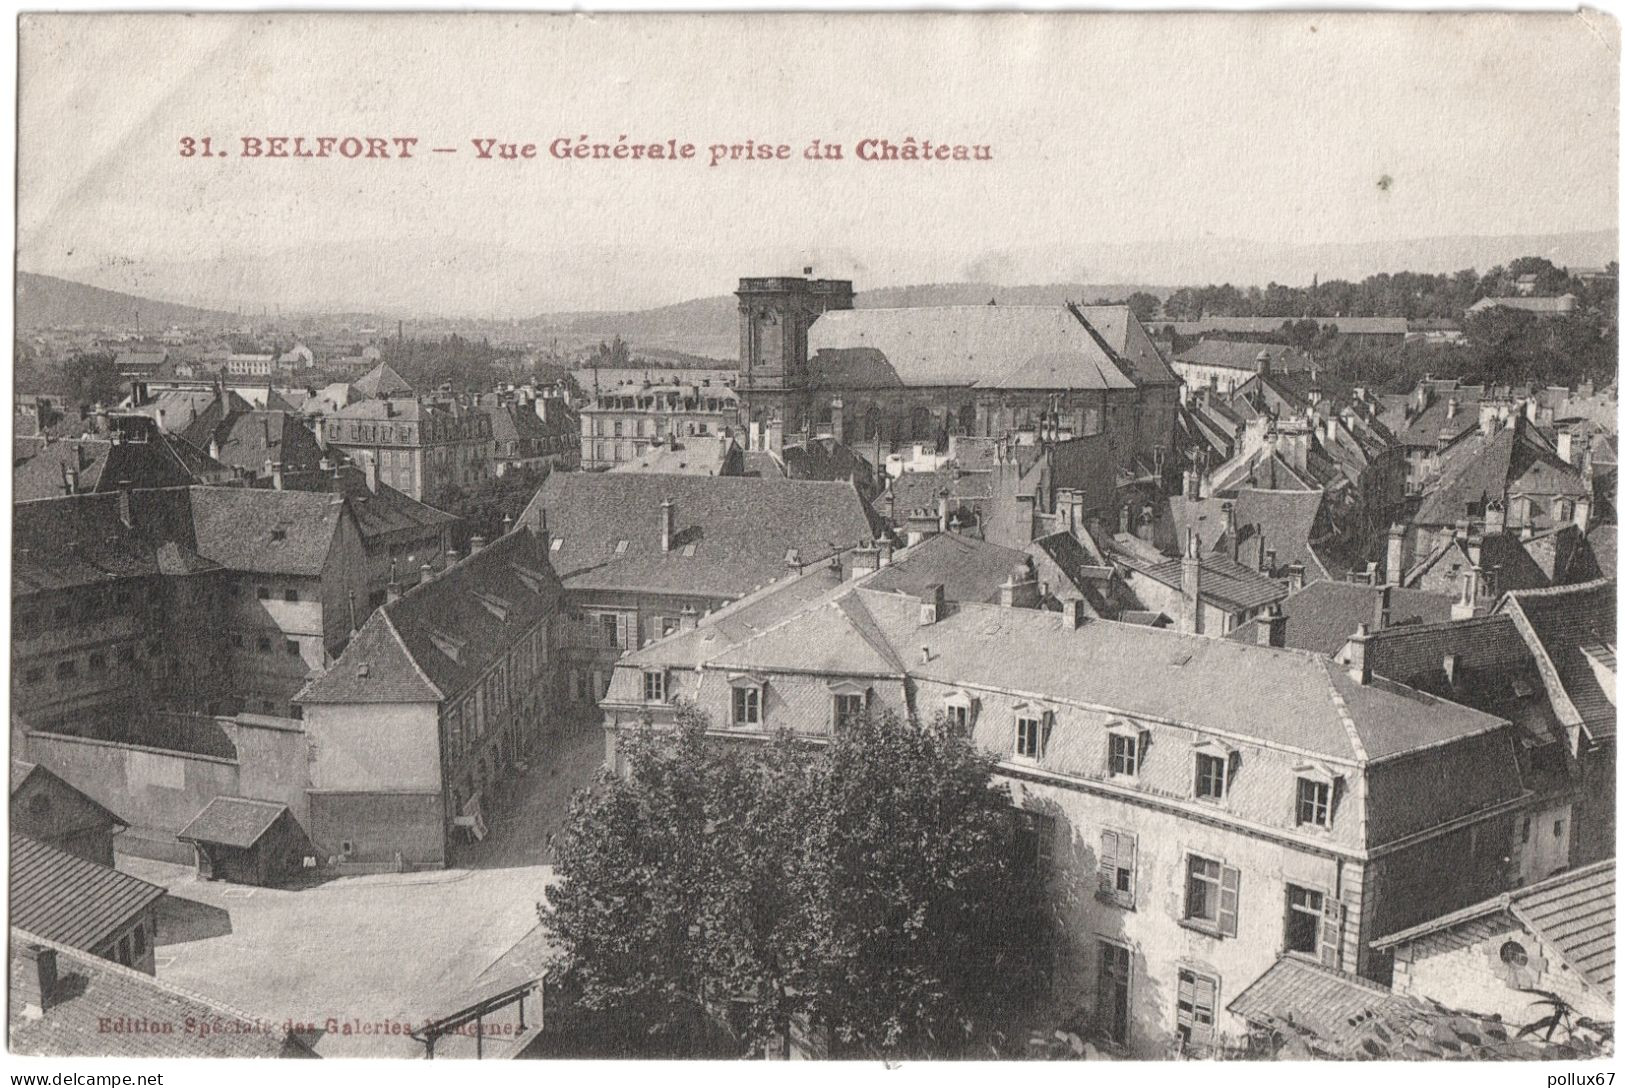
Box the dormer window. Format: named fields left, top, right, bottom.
left=1193, top=738, right=1235, bottom=803
left=642, top=670, right=668, bottom=703
left=1016, top=715, right=1045, bottom=759
left=829, top=680, right=870, bottom=731
left=942, top=690, right=977, bottom=734
left=729, top=675, right=765, bottom=727
left=1296, top=776, right=1332, bottom=827
left=1106, top=721, right=1147, bottom=778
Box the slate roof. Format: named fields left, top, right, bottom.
left=520, top=472, right=879, bottom=599
left=613, top=439, right=736, bottom=476
left=1165, top=316, right=1408, bottom=338
left=1227, top=956, right=1421, bottom=1047
left=807, top=306, right=1137, bottom=390
left=10, top=930, right=316, bottom=1058
left=1373, top=861, right=1614, bottom=997
left=176, top=797, right=290, bottom=849
left=1587, top=525, right=1616, bottom=580
left=185, top=408, right=328, bottom=477
left=12, top=424, right=231, bottom=502
left=1379, top=385, right=1483, bottom=450
left=299, top=528, right=562, bottom=706
left=10, top=833, right=166, bottom=951
left=1072, top=304, right=1180, bottom=386
left=13, top=493, right=171, bottom=595
left=1169, top=489, right=1330, bottom=580
left=623, top=579, right=1508, bottom=765
left=1498, top=579, right=1617, bottom=740
left=1172, top=340, right=1314, bottom=375
left=1228, top=581, right=1456, bottom=656
left=289, top=464, right=458, bottom=542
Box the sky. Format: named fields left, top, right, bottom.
left=17, top=12, right=1621, bottom=315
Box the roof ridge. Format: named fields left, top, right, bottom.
left=1317, top=656, right=1369, bottom=762
left=377, top=608, right=445, bottom=701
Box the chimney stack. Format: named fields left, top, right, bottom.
left=502, top=513, right=514, bottom=536
left=1286, top=562, right=1305, bottom=594
left=919, top=582, right=946, bottom=626
left=850, top=542, right=881, bottom=578
left=1557, top=430, right=1575, bottom=465
left=470, top=535, right=487, bottom=553
left=678, top=604, right=699, bottom=631
left=271, top=461, right=284, bottom=491
left=15, top=945, right=58, bottom=1015
left=1180, top=528, right=1202, bottom=635
left=1258, top=602, right=1287, bottom=647
left=878, top=540, right=895, bottom=567
left=998, top=560, right=1041, bottom=610
left=1346, top=623, right=1373, bottom=684
left=660, top=498, right=674, bottom=553
left=1061, top=596, right=1086, bottom=630
left=420, top=563, right=435, bottom=585
left=829, top=397, right=844, bottom=444
left=1373, top=584, right=1393, bottom=631
left=1452, top=569, right=1478, bottom=621
left=937, top=495, right=951, bottom=535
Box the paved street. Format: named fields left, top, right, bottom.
left=121, top=720, right=606, bottom=1059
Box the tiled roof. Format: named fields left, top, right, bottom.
left=1227, top=956, right=1421, bottom=1048
left=1379, top=386, right=1483, bottom=449
left=1415, top=419, right=1587, bottom=528
left=1469, top=295, right=1578, bottom=314
left=807, top=306, right=1137, bottom=390
left=1165, top=316, right=1408, bottom=337
left=12, top=424, right=231, bottom=502
left=846, top=532, right=1029, bottom=605
left=613, top=439, right=735, bottom=476
left=13, top=493, right=170, bottom=595
left=176, top=797, right=289, bottom=849
left=351, top=362, right=413, bottom=399
left=1498, top=579, right=1617, bottom=739
left=1114, top=548, right=1289, bottom=612
left=1228, top=581, right=1455, bottom=656
left=1373, top=861, right=1614, bottom=997
left=10, top=930, right=316, bottom=1058
left=299, top=529, right=562, bottom=706
left=10, top=833, right=166, bottom=951
left=885, top=469, right=995, bottom=517
left=1072, top=304, right=1180, bottom=386
left=186, top=408, right=328, bottom=477
left=1170, top=489, right=1330, bottom=580
left=10, top=760, right=128, bottom=829
left=520, top=472, right=878, bottom=599
left=187, top=487, right=346, bottom=576
left=1586, top=526, right=1616, bottom=580
left=1172, top=340, right=1313, bottom=374
left=296, top=465, right=458, bottom=541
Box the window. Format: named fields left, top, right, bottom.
left=257, top=586, right=271, bottom=600
left=1499, top=940, right=1529, bottom=968
left=285, top=639, right=301, bottom=657
left=1184, top=855, right=1240, bottom=936
left=116, top=936, right=133, bottom=967
left=1016, top=715, right=1045, bottom=759
left=833, top=692, right=865, bottom=730
left=55, top=660, right=77, bottom=680
left=1521, top=816, right=1532, bottom=844
left=1098, top=829, right=1136, bottom=908
left=1553, top=818, right=1565, bottom=838
left=257, top=636, right=272, bottom=653
left=1109, top=732, right=1139, bottom=777
left=1296, top=777, right=1332, bottom=827
left=643, top=670, right=667, bottom=703
left=88, top=652, right=107, bottom=673
left=1195, top=752, right=1227, bottom=801
left=1097, top=942, right=1131, bottom=1047
left=1012, top=810, right=1053, bottom=879
left=284, top=589, right=299, bottom=603
left=946, top=704, right=969, bottom=733
left=732, top=685, right=762, bottom=726
left=1175, top=969, right=1218, bottom=1045
left=1285, top=884, right=1324, bottom=955
left=599, top=613, right=622, bottom=649
left=23, top=666, right=44, bottom=684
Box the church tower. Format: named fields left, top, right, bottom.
left=735, top=272, right=854, bottom=445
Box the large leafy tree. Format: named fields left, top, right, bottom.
left=543, top=706, right=1049, bottom=1059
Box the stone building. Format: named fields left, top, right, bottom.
left=322, top=397, right=493, bottom=506
left=519, top=471, right=879, bottom=707
left=601, top=552, right=1536, bottom=1056
left=579, top=378, right=739, bottom=470
left=11, top=833, right=166, bottom=975
left=296, top=528, right=564, bottom=868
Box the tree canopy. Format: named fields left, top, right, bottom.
left=543, top=705, right=1050, bottom=1059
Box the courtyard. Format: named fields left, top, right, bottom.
left=120, top=719, right=607, bottom=1059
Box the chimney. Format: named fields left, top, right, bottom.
left=364, top=457, right=379, bottom=493
left=15, top=945, right=58, bottom=1014
left=1061, top=596, right=1086, bottom=630
left=678, top=604, right=699, bottom=631
left=878, top=540, right=895, bottom=567
left=1257, top=603, right=1287, bottom=647
left=63, top=466, right=79, bottom=495
left=1373, top=584, right=1393, bottom=631
left=1256, top=348, right=1272, bottom=376
left=470, top=535, right=487, bottom=553
left=1452, top=569, right=1478, bottom=621
left=1137, top=504, right=1155, bottom=544
left=1575, top=494, right=1592, bottom=533
left=154, top=407, right=166, bottom=432
left=785, top=547, right=803, bottom=573
left=660, top=498, right=675, bottom=553
left=937, top=495, right=951, bottom=534
left=1346, top=622, right=1373, bottom=684
left=1485, top=501, right=1506, bottom=537
left=850, top=542, right=881, bottom=578
left=1221, top=501, right=1237, bottom=561
left=1446, top=396, right=1458, bottom=420
left=208, top=434, right=222, bottom=461
left=420, top=563, right=434, bottom=585
left=1251, top=527, right=1266, bottom=573
left=1118, top=504, right=1131, bottom=536
left=1557, top=430, right=1575, bottom=465
left=1183, top=470, right=1200, bottom=500
left=919, top=582, right=946, bottom=625
left=998, top=560, right=1040, bottom=609
left=829, top=397, right=844, bottom=444
left=271, top=461, right=284, bottom=490
left=1180, top=529, right=1202, bottom=635
left=1286, top=562, right=1305, bottom=594
left=502, top=513, right=514, bottom=536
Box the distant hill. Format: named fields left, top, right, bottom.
left=17, top=271, right=234, bottom=331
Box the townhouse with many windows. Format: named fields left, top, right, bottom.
left=600, top=552, right=1535, bottom=1057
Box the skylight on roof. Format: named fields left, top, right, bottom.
left=615, top=540, right=629, bottom=554
left=550, top=538, right=563, bottom=551
left=682, top=543, right=697, bottom=557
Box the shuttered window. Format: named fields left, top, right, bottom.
left=1097, top=829, right=1136, bottom=908
left=1184, top=854, right=1240, bottom=937
left=1175, top=969, right=1218, bottom=1043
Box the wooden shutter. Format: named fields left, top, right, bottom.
left=1041, top=713, right=1054, bottom=758
left=1119, top=833, right=1137, bottom=906
left=1175, top=971, right=1194, bottom=1028
left=616, top=613, right=631, bottom=651
left=1098, top=830, right=1119, bottom=897
left=1319, top=899, right=1346, bottom=969
left=1218, top=865, right=1241, bottom=937
left=1194, top=975, right=1217, bottom=1030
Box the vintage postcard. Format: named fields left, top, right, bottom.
left=8, top=10, right=1619, bottom=1066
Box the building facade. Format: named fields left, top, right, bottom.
left=324, top=398, right=494, bottom=505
